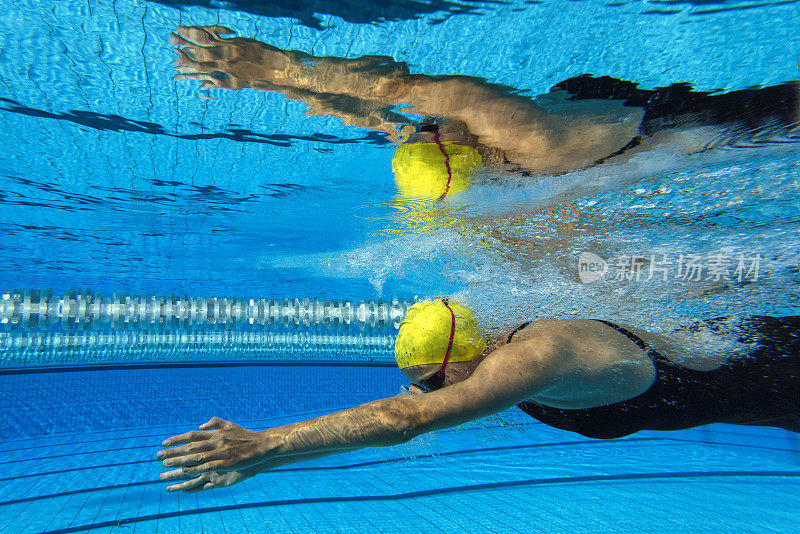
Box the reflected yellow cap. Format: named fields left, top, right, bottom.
left=394, top=299, right=486, bottom=369
left=391, top=142, right=482, bottom=199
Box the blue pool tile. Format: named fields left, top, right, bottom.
left=154, top=514, right=182, bottom=534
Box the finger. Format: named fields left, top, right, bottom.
left=176, top=26, right=221, bottom=46
left=170, top=32, right=195, bottom=47
left=174, top=75, right=227, bottom=90
left=179, top=45, right=222, bottom=63
left=173, top=73, right=217, bottom=83
left=196, top=78, right=230, bottom=91
left=166, top=475, right=208, bottom=492
left=157, top=440, right=215, bottom=460
left=182, top=480, right=215, bottom=493
left=199, top=82, right=223, bottom=91
left=173, top=48, right=204, bottom=71
left=161, top=430, right=214, bottom=448
left=172, top=47, right=224, bottom=71
left=159, top=468, right=194, bottom=482
left=199, top=417, right=229, bottom=430
left=161, top=450, right=223, bottom=469
left=198, top=92, right=218, bottom=100
left=180, top=459, right=228, bottom=476
left=197, top=25, right=238, bottom=41
left=206, top=25, right=237, bottom=36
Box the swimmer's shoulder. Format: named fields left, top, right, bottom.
left=504, top=318, right=656, bottom=371
left=509, top=317, right=743, bottom=371
left=503, top=319, right=657, bottom=409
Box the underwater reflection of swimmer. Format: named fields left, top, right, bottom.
left=157, top=300, right=799, bottom=492
left=171, top=25, right=798, bottom=199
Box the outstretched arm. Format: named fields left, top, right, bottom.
left=171, top=26, right=644, bottom=172
left=171, top=26, right=413, bottom=140
left=170, top=26, right=554, bottom=146
left=156, top=340, right=559, bottom=492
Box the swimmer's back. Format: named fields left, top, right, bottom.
left=514, top=316, right=800, bottom=438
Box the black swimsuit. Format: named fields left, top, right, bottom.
left=514, top=317, right=800, bottom=439
left=550, top=75, right=799, bottom=165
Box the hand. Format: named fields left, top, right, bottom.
left=157, top=417, right=277, bottom=483
left=162, top=465, right=260, bottom=493
left=171, top=25, right=295, bottom=91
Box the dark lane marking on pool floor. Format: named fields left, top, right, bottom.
left=36, top=470, right=800, bottom=534
left=1, top=436, right=797, bottom=506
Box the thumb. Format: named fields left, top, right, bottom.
left=199, top=416, right=228, bottom=430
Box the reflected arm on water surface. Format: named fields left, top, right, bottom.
left=171, top=26, right=419, bottom=140
left=171, top=25, right=645, bottom=173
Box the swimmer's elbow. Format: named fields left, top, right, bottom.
left=379, top=396, right=424, bottom=444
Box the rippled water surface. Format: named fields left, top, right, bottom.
left=1, top=0, right=798, bottom=317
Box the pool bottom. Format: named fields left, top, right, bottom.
left=0, top=413, right=798, bottom=534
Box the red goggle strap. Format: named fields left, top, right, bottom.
left=438, top=298, right=456, bottom=377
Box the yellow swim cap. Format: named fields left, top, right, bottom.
left=391, top=141, right=482, bottom=199
left=394, top=299, right=486, bottom=370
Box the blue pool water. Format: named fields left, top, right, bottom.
left=1, top=0, right=799, bottom=532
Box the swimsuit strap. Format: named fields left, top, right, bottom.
left=438, top=298, right=457, bottom=377
left=594, top=319, right=671, bottom=363
left=593, top=135, right=643, bottom=165
left=595, top=319, right=648, bottom=350
left=507, top=321, right=532, bottom=343
left=509, top=319, right=671, bottom=361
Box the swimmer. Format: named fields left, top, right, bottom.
left=156, top=299, right=799, bottom=492
left=171, top=25, right=799, bottom=198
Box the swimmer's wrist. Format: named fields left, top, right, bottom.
left=256, top=428, right=290, bottom=458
